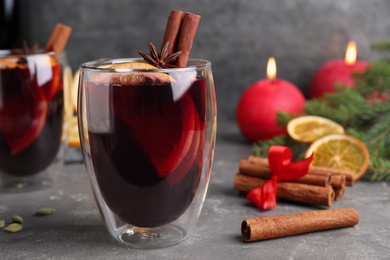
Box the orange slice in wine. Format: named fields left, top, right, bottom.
left=167, top=114, right=201, bottom=185
left=91, top=62, right=172, bottom=84
left=0, top=78, right=47, bottom=154
left=0, top=59, right=21, bottom=69
left=125, top=94, right=197, bottom=178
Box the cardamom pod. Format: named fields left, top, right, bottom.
left=4, top=223, right=22, bottom=233
left=35, top=208, right=55, bottom=216
left=0, top=219, right=4, bottom=229
left=10, top=215, right=23, bottom=224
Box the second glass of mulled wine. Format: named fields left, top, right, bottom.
left=78, top=58, right=216, bottom=248
left=0, top=50, right=68, bottom=190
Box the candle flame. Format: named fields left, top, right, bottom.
left=345, top=41, right=357, bottom=65
left=267, top=57, right=277, bottom=80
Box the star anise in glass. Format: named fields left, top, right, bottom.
left=138, top=42, right=181, bottom=68
left=11, top=41, right=39, bottom=55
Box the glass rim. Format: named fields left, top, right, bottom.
left=80, top=58, right=211, bottom=73
left=0, top=50, right=65, bottom=59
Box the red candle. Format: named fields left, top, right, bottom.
left=236, top=57, right=305, bottom=142
left=309, top=41, right=370, bottom=98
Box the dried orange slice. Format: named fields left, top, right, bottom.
left=305, top=134, right=369, bottom=180
left=287, top=115, right=345, bottom=143
left=68, top=116, right=80, bottom=147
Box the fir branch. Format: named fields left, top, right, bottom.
left=365, top=112, right=390, bottom=147
left=276, top=112, right=292, bottom=126
left=369, top=157, right=390, bottom=181
left=371, top=41, right=390, bottom=52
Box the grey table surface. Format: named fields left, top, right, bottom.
left=1, top=120, right=389, bottom=260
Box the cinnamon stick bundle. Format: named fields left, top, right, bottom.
left=243, top=156, right=355, bottom=187
left=241, top=208, right=359, bottom=242
left=234, top=173, right=334, bottom=207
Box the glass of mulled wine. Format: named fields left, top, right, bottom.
left=0, top=50, right=68, bottom=190
left=78, top=58, right=217, bottom=248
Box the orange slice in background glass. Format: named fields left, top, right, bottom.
left=0, top=72, right=47, bottom=154
left=287, top=115, right=345, bottom=143
left=305, top=134, right=370, bottom=180
left=68, top=116, right=80, bottom=147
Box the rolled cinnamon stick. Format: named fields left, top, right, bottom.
left=246, top=156, right=355, bottom=186
left=45, top=23, right=72, bottom=52
left=330, top=175, right=346, bottom=189
left=334, top=187, right=346, bottom=200
left=310, top=165, right=355, bottom=187
left=175, top=12, right=201, bottom=67
left=234, top=173, right=334, bottom=207
left=162, top=10, right=184, bottom=55
left=241, top=208, right=359, bottom=242
left=240, top=159, right=331, bottom=187
left=289, top=174, right=331, bottom=187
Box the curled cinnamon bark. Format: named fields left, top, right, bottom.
left=245, top=156, right=355, bottom=187
left=45, top=23, right=72, bottom=52
left=240, top=159, right=331, bottom=187
left=162, top=10, right=184, bottom=55
left=175, top=12, right=201, bottom=67
left=241, top=208, right=359, bottom=242
left=234, top=173, right=334, bottom=207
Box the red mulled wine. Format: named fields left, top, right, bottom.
left=0, top=55, right=64, bottom=176
left=85, top=76, right=207, bottom=227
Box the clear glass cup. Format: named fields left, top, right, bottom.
left=0, top=50, right=68, bottom=190
left=78, top=58, right=217, bottom=248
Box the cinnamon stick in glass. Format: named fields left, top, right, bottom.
left=234, top=173, right=334, bottom=207
left=175, top=12, right=201, bottom=67
left=45, top=23, right=72, bottom=52
left=241, top=208, right=359, bottom=242
left=162, top=10, right=184, bottom=55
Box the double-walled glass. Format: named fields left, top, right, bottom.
left=78, top=58, right=217, bottom=248
left=0, top=50, right=68, bottom=190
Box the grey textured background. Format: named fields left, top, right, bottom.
left=20, top=0, right=390, bottom=120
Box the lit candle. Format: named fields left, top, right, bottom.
left=309, top=41, right=370, bottom=98
left=236, top=57, right=305, bottom=142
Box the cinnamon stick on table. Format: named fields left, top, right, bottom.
left=244, top=156, right=355, bottom=187
left=45, top=23, right=72, bottom=52
left=241, top=208, right=359, bottom=242
left=234, top=173, right=335, bottom=207
left=162, top=10, right=184, bottom=55
left=239, top=159, right=331, bottom=187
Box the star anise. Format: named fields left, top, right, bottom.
left=137, top=42, right=181, bottom=68
left=11, top=41, right=39, bottom=55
